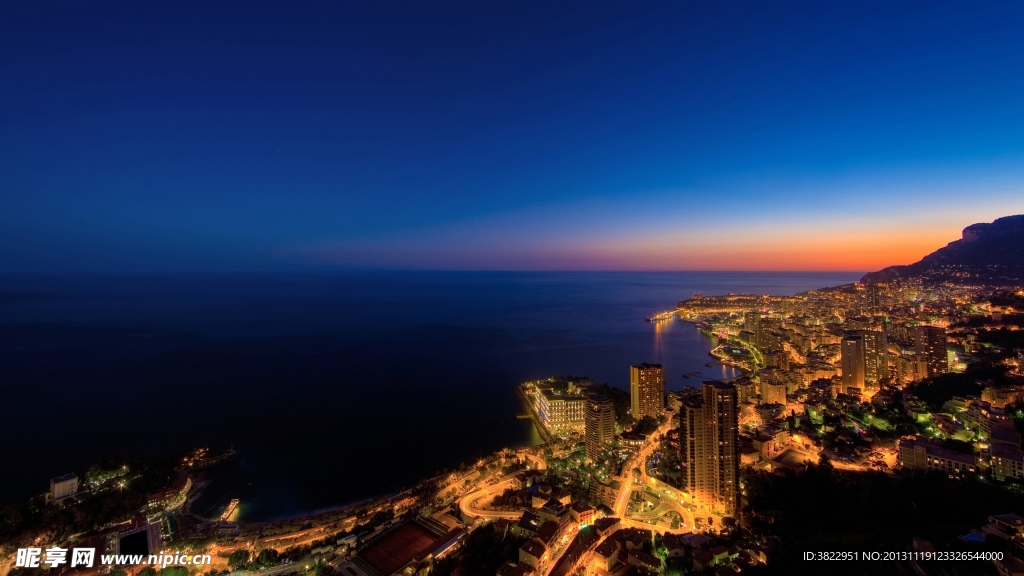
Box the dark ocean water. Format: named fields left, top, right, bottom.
left=0, top=271, right=859, bottom=520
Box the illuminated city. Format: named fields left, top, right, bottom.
left=3, top=2, right=1024, bottom=576
left=4, top=216, right=1024, bottom=575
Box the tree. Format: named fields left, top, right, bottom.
left=313, top=564, right=336, bottom=576
left=228, top=549, right=250, bottom=571
left=817, top=453, right=834, bottom=474
left=254, top=548, right=280, bottom=568
left=941, top=439, right=975, bottom=455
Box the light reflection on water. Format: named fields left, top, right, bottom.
left=0, top=271, right=859, bottom=520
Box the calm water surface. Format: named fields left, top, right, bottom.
left=0, top=271, right=859, bottom=519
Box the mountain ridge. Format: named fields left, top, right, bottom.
left=861, top=214, right=1024, bottom=284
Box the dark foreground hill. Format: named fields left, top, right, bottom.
left=862, top=214, right=1024, bottom=285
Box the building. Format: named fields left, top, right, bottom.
left=992, top=444, right=1024, bottom=481
left=590, top=481, right=620, bottom=509
left=898, top=436, right=977, bottom=475
left=895, top=354, right=927, bottom=385
left=840, top=335, right=865, bottom=392
left=679, top=381, right=739, bottom=515
left=860, top=330, right=889, bottom=384
left=841, top=329, right=889, bottom=390
left=733, top=377, right=756, bottom=404
left=915, top=325, right=948, bottom=378
left=752, top=427, right=788, bottom=461
left=535, top=389, right=586, bottom=434
left=764, top=350, right=789, bottom=370
left=519, top=539, right=547, bottom=570
left=983, top=386, right=1024, bottom=409
left=569, top=502, right=596, bottom=527
left=47, top=473, right=78, bottom=505
left=760, top=378, right=786, bottom=406
left=743, top=312, right=762, bottom=343
left=345, top=517, right=465, bottom=576
left=630, top=363, right=664, bottom=419
left=147, top=469, right=192, bottom=510
left=584, top=394, right=616, bottom=462
left=116, top=523, right=161, bottom=557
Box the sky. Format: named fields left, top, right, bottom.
left=2, top=0, right=1023, bottom=272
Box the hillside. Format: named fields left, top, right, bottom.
left=862, top=214, right=1024, bottom=285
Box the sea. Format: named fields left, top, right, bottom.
left=0, top=271, right=859, bottom=521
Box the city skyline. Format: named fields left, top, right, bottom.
left=3, top=1, right=1024, bottom=273
left=5, top=1, right=1024, bottom=573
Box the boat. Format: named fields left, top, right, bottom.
left=683, top=371, right=701, bottom=379
left=705, top=362, right=717, bottom=367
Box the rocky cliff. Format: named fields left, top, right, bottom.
left=862, top=214, right=1024, bottom=284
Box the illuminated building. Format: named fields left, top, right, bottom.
left=915, top=325, right=948, bottom=378
left=983, top=386, right=1024, bottom=408
left=838, top=329, right=889, bottom=389
left=992, top=444, right=1024, bottom=481
left=867, top=285, right=881, bottom=315
left=47, top=473, right=78, bottom=505
left=630, top=363, right=664, bottom=419
left=679, top=381, right=739, bottom=515
left=759, top=377, right=786, bottom=406
left=743, top=312, right=762, bottom=342
left=733, top=377, right=756, bottom=404
left=860, top=330, right=888, bottom=384
left=147, top=469, right=192, bottom=510
left=895, top=354, right=927, bottom=385
left=536, top=389, right=586, bottom=434
left=584, top=394, right=615, bottom=461
left=569, top=502, right=596, bottom=526
left=898, top=436, right=976, bottom=475
left=764, top=350, right=789, bottom=370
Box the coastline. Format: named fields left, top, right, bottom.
left=677, top=315, right=756, bottom=376
left=513, top=384, right=553, bottom=444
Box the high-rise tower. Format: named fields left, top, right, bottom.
left=860, top=330, right=888, bottom=384
left=915, top=326, right=948, bottom=378
left=679, top=381, right=739, bottom=515
left=585, top=394, right=616, bottom=462
left=840, top=335, right=865, bottom=393
left=630, top=363, right=664, bottom=419
left=842, top=330, right=889, bottom=391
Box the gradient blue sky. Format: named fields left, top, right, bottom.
left=2, top=0, right=1023, bottom=272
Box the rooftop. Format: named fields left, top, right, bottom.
left=358, top=522, right=438, bottom=576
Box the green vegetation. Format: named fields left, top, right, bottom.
left=254, top=548, right=281, bottom=568
left=976, top=327, right=1024, bottom=352
left=589, top=383, right=635, bottom=428
left=908, top=362, right=1010, bottom=411
left=0, top=456, right=175, bottom=547
left=1007, top=403, right=1024, bottom=440
left=745, top=459, right=1024, bottom=574
left=312, top=564, right=336, bottom=576
left=940, top=438, right=975, bottom=455
left=650, top=435, right=682, bottom=487
left=543, top=444, right=594, bottom=504
left=228, top=549, right=251, bottom=570
left=432, top=523, right=526, bottom=576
